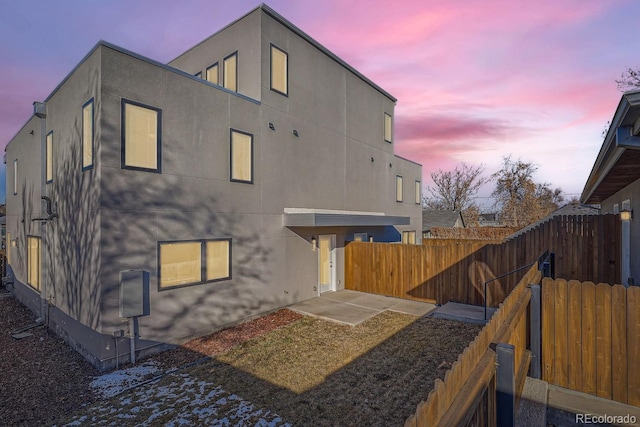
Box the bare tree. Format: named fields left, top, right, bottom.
left=616, top=67, right=640, bottom=91
left=423, top=163, right=489, bottom=225
left=491, top=156, right=564, bottom=228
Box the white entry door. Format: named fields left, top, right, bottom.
left=318, top=234, right=336, bottom=294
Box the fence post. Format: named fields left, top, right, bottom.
left=496, top=343, right=515, bottom=427
left=529, top=284, right=541, bottom=379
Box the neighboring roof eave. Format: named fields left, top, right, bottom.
left=581, top=89, right=640, bottom=203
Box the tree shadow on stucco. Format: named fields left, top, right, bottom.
left=81, top=97, right=288, bottom=352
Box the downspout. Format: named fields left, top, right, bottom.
left=34, top=102, right=49, bottom=325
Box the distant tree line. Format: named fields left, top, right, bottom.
left=423, top=157, right=564, bottom=229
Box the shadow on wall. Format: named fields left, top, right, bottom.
left=44, top=82, right=289, bottom=345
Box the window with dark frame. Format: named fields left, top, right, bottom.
left=27, top=235, right=41, bottom=291
left=121, top=99, right=162, bottom=173
left=46, top=131, right=53, bottom=184
left=82, top=99, right=94, bottom=170
left=13, top=159, right=17, bottom=195
left=384, top=113, right=393, bottom=143
left=223, top=52, right=238, bottom=92
left=270, top=44, right=288, bottom=96
left=396, top=175, right=403, bottom=202
left=230, top=129, right=253, bottom=183
left=158, top=238, right=232, bottom=290
left=206, top=62, right=219, bottom=85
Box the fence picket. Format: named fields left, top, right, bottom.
left=554, top=279, right=569, bottom=388
left=567, top=280, right=582, bottom=391
left=628, top=286, right=640, bottom=406
left=581, top=281, right=597, bottom=395
left=595, top=283, right=612, bottom=400
left=611, top=284, right=627, bottom=404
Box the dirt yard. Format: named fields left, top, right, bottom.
left=1, top=292, right=481, bottom=426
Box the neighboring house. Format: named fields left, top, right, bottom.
left=505, top=203, right=600, bottom=240
left=422, top=210, right=465, bottom=239
left=4, top=4, right=422, bottom=370
left=478, top=212, right=502, bottom=227
left=581, top=89, right=640, bottom=287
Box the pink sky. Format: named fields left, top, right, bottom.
left=1, top=0, right=639, bottom=206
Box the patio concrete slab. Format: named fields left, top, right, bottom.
left=289, top=290, right=436, bottom=326
left=431, top=301, right=497, bottom=324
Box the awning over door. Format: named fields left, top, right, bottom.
left=283, top=208, right=410, bottom=227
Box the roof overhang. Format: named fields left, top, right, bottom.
left=581, top=90, right=640, bottom=203
left=283, top=208, right=410, bottom=227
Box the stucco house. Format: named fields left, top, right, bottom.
left=581, top=89, right=640, bottom=287
left=4, top=4, right=422, bottom=370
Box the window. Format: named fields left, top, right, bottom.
left=270, top=44, right=288, bottom=95
left=415, top=180, right=421, bottom=204
left=223, top=52, right=238, bottom=92
left=159, top=241, right=201, bottom=288
left=230, top=129, right=253, bottom=183
left=6, top=232, right=10, bottom=265
left=121, top=99, right=162, bottom=172
left=206, top=240, right=230, bottom=281
left=13, top=159, right=17, bottom=195
left=82, top=99, right=94, bottom=170
left=206, top=62, right=219, bottom=85
left=46, top=131, right=53, bottom=183
left=396, top=175, right=403, bottom=202
left=402, top=231, right=416, bottom=245
left=27, top=236, right=41, bottom=291
left=384, top=113, right=393, bottom=143
left=353, top=233, right=368, bottom=242
left=158, top=238, right=231, bottom=290
left=194, top=71, right=202, bottom=79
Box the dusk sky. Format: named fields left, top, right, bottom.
left=2, top=0, right=639, bottom=207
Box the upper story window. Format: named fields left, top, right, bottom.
left=415, top=180, right=421, bottom=205
left=230, top=129, right=253, bottom=183
left=396, top=175, right=403, bottom=202
left=270, top=44, right=288, bottom=96
left=46, top=131, right=53, bottom=184
left=223, top=52, right=238, bottom=92
left=384, top=113, right=393, bottom=143
left=121, top=99, right=162, bottom=173
left=206, top=62, right=219, bottom=85
left=13, top=159, right=18, bottom=195
left=82, top=99, right=94, bottom=170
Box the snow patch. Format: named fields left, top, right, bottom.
left=90, top=361, right=161, bottom=398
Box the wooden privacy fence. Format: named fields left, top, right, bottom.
left=506, top=214, right=620, bottom=284
left=405, top=264, right=542, bottom=426
left=346, top=214, right=620, bottom=306
left=541, top=278, right=640, bottom=406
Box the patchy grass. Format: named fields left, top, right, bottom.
left=41, top=306, right=480, bottom=427
left=195, top=312, right=482, bottom=426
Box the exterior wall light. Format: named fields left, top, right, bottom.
left=311, top=237, right=317, bottom=251
left=621, top=209, right=633, bottom=221
left=292, top=129, right=299, bottom=137
left=268, top=122, right=275, bottom=130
